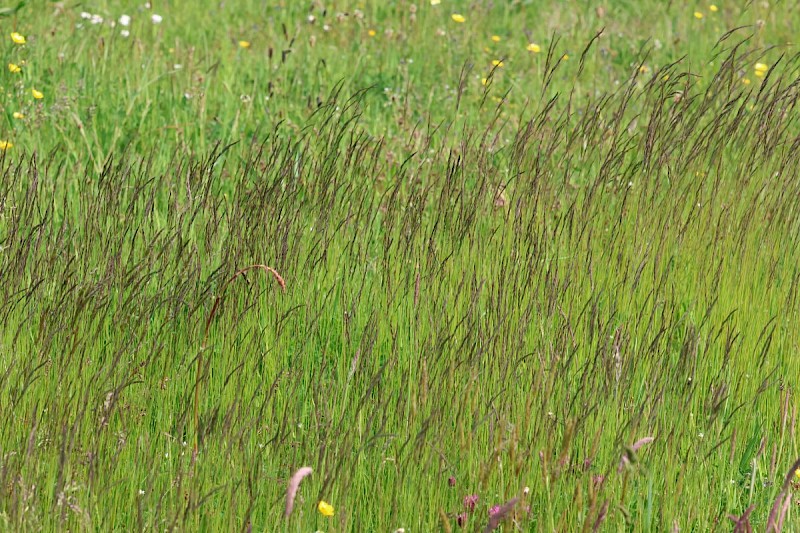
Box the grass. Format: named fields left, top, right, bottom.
left=1, top=1, right=799, bottom=531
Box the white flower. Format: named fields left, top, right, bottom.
left=173, top=64, right=182, bottom=70
left=90, top=14, right=104, bottom=25
left=80, top=11, right=92, bottom=19
left=151, top=13, right=162, bottom=24
left=138, top=489, right=145, bottom=495
left=120, top=29, right=130, bottom=37
left=119, top=14, right=131, bottom=26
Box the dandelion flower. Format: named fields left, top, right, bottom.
left=709, top=4, right=718, bottom=12
left=694, top=11, right=703, bottom=19
left=430, top=0, right=441, bottom=4
left=10, top=32, right=26, bottom=45
left=527, top=43, right=541, bottom=53
left=0, top=141, right=12, bottom=150
left=238, top=40, right=250, bottom=48
left=368, top=29, right=376, bottom=36
left=492, top=59, right=504, bottom=67
left=451, top=14, right=466, bottom=23
left=317, top=500, right=335, bottom=517
left=32, top=88, right=43, bottom=99
left=12, top=112, right=24, bottom=119
left=8, top=63, right=21, bottom=73
left=491, top=35, right=500, bottom=42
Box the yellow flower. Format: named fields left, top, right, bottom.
left=709, top=4, right=718, bottom=12
left=742, top=78, right=751, bottom=85
left=238, top=40, right=250, bottom=48
left=430, top=0, right=440, bottom=4
left=754, top=63, right=769, bottom=77
left=491, top=35, right=500, bottom=42
left=527, top=43, right=541, bottom=53
left=451, top=14, right=465, bottom=23
left=368, top=29, right=376, bottom=37
left=639, top=65, right=650, bottom=73
left=795, top=468, right=800, bottom=480
left=481, top=77, right=488, bottom=85
left=694, top=11, right=703, bottom=19
left=0, top=140, right=12, bottom=150
left=662, top=74, right=670, bottom=81
left=11, top=32, right=26, bottom=44
left=561, top=54, right=569, bottom=61
left=492, top=59, right=504, bottom=67
left=318, top=500, right=335, bottom=517
left=32, top=88, right=43, bottom=99
left=12, top=112, right=24, bottom=119
left=8, top=63, right=21, bottom=73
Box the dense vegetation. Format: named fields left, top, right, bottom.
left=1, top=1, right=799, bottom=531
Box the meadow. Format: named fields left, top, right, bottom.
left=1, top=0, right=799, bottom=531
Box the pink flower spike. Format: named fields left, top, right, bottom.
left=284, top=466, right=313, bottom=519
left=618, top=436, right=654, bottom=472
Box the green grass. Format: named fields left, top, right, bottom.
left=1, top=1, right=800, bottom=531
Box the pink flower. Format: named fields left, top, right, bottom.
left=463, top=494, right=479, bottom=512
left=456, top=512, right=467, bottom=528
left=448, top=476, right=456, bottom=487
left=283, top=466, right=313, bottom=518
left=489, top=505, right=502, bottom=516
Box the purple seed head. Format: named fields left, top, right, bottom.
left=448, top=476, right=456, bottom=487
left=456, top=512, right=468, bottom=528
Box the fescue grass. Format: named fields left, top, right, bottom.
left=1, top=1, right=799, bottom=531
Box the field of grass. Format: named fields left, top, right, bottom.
left=1, top=1, right=800, bottom=531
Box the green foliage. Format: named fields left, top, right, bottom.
left=0, top=1, right=799, bottom=531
